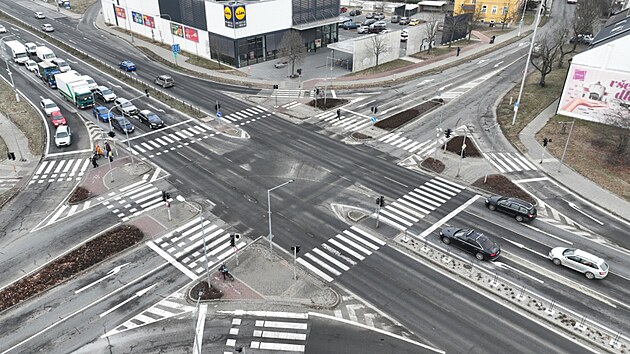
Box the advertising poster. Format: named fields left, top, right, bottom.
left=234, top=5, right=247, bottom=28
left=132, top=11, right=143, bottom=25
left=115, top=6, right=126, bottom=19
left=184, top=27, right=199, bottom=43
left=143, top=15, right=155, bottom=28
left=558, top=64, right=630, bottom=124
left=171, top=23, right=184, bottom=38
left=224, top=5, right=234, bottom=28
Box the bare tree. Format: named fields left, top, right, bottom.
left=500, top=3, right=516, bottom=30
left=573, top=0, right=603, bottom=36
left=369, top=34, right=390, bottom=66
left=556, top=21, right=573, bottom=68
left=606, top=108, right=630, bottom=158
left=467, top=5, right=485, bottom=40
left=279, top=31, right=306, bottom=77
left=442, top=14, right=470, bottom=48
left=530, top=27, right=563, bottom=86
left=424, top=15, right=440, bottom=54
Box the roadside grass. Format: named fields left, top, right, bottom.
left=67, top=0, right=98, bottom=14
left=344, top=59, right=411, bottom=76
left=0, top=81, right=44, bottom=158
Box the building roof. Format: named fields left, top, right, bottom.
left=417, top=1, right=447, bottom=7
left=591, top=8, right=630, bottom=46
left=292, top=16, right=340, bottom=30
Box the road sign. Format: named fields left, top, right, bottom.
left=462, top=144, right=467, bottom=149
left=371, top=116, right=377, bottom=123
left=172, top=44, right=180, bottom=53
left=217, top=111, right=222, bottom=118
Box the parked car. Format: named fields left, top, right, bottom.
left=114, top=97, right=138, bottom=116
left=274, top=60, right=289, bottom=68
left=340, top=7, right=348, bottom=13
left=40, top=98, right=59, bottom=116
left=548, top=247, right=609, bottom=279
left=485, top=195, right=537, bottom=222
left=369, top=21, right=387, bottom=33
left=54, top=125, right=71, bottom=147
left=94, top=85, right=117, bottom=102
left=138, top=110, right=164, bottom=129
left=339, top=21, right=359, bottom=30
left=25, top=60, right=38, bottom=72
left=0, top=25, right=6, bottom=33
left=35, top=11, right=46, bottom=19
left=339, top=16, right=351, bottom=23
left=80, top=75, right=98, bottom=91
left=401, top=29, right=409, bottom=42
left=399, top=17, right=410, bottom=25
left=118, top=60, right=136, bottom=71
left=50, top=110, right=66, bottom=127
left=92, top=105, right=113, bottom=122
left=440, top=227, right=501, bottom=261
left=362, top=18, right=376, bottom=26
left=111, top=116, right=135, bottom=134
left=409, top=18, right=421, bottom=26
left=365, top=12, right=375, bottom=19
left=379, top=29, right=393, bottom=34
left=357, top=26, right=370, bottom=34
left=374, top=13, right=385, bottom=20
left=41, top=24, right=54, bottom=32
left=391, top=15, right=400, bottom=23
left=154, top=74, right=174, bottom=88
left=349, top=9, right=362, bottom=16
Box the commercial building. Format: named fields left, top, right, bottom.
left=557, top=8, right=630, bottom=125
left=100, top=0, right=340, bottom=67
left=454, top=0, right=521, bottom=27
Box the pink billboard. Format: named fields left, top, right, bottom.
left=558, top=64, right=630, bottom=124
left=184, top=27, right=199, bottom=43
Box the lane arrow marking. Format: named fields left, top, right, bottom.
left=99, top=283, right=158, bottom=318
left=75, top=263, right=130, bottom=294
left=567, top=202, right=604, bottom=225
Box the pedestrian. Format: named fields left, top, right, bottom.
left=490, top=35, right=496, bottom=44
left=219, top=264, right=228, bottom=280
left=91, top=154, right=99, bottom=168
left=95, top=144, right=103, bottom=158
left=456, top=47, right=461, bottom=56
left=105, top=141, right=111, bottom=154
left=108, top=150, right=114, bottom=162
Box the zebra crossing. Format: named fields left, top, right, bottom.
left=221, top=105, right=273, bottom=124
left=85, top=120, right=104, bottom=141
left=30, top=158, right=90, bottom=184
left=272, top=89, right=311, bottom=99
left=377, top=177, right=464, bottom=230
left=102, top=181, right=167, bottom=222
left=316, top=110, right=374, bottom=132
left=281, top=101, right=301, bottom=109
left=297, top=226, right=386, bottom=283
left=483, top=152, right=538, bottom=173
left=378, top=132, right=446, bottom=158
left=103, top=292, right=195, bottom=337
left=0, top=177, right=19, bottom=189
left=439, top=70, right=499, bottom=100
left=221, top=310, right=309, bottom=353
left=147, top=217, right=246, bottom=280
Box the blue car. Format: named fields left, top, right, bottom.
left=92, top=105, right=113, bottom=122
left=118, top=60, right=136, bottom=71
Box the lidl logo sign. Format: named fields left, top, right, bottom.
left=224, top=5, right=247, bottom=28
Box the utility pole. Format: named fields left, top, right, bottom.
left=375, top=196, right=384, bottom=228
left=557, top=121, right=575, bottom=172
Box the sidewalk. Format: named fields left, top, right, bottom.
left=519, top=100, right=630, bottom=220
left=0, top=113, right=41, bottom=198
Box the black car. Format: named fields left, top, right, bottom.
left=138, top=109, right=164, bottom=129
left=485, top=196, right=537, bottom=222
left=349, top=9, right=361, bottom=16
left=439, top=228, right=501, bottom=261
left=339, top=21, right=359, bottom=30
left=111, top=116, right=135, bottom=134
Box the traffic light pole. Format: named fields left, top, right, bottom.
left=557, top=121, right=575, bottom=172
left=293, top=246, right=297, bottom=281
left=375, top=204, right=380, bottom=228
left=267, top=180, right=294, bottom=260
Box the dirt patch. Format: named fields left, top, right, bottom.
left=306, top=98, right=348, bottom=110
left=442, top=135, right=482, bottom=157
left=190, top=281, right=224, bottom=300
left=0, top=225, right=143, bottom=312
left=351, top=132, right=372, bottom=140
left=471, top=174, right=536, bottom=205
left=374, top=99, right=442, bottom=131
left=68, top=186, right=91, bottom=204
left=421, top=157, right=445, bottom=173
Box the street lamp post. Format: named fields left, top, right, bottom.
left=267, top=179, right=294, bottom=259
left=159, top=14, right=178, bottom=65
left=557, top=120, right=575, bottom=172
left=106, top=92, right=148, bottom=170
left=176, top=195, right=212, bottom=287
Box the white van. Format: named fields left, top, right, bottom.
left=36, top=46, right=56, bottom=61
left=52, top=58, right=71, bottom=73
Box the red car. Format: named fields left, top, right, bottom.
left=50, top=110, right=67, bottom=127
left=340, top=7, right=348, bottom=13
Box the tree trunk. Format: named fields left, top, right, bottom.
left=375, top=55, right=379, bottom=66
left=539, top=74, right=547, bottom=87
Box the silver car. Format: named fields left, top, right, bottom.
left=114, top=97, right=138, bottom=116
left=548, top=247, right=609, bottom=279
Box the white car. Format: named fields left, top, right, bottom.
left=114, top=97, right=138, bottom=116
left=0, top=25, right=6, bottom=33
left=357, top=26, right=369, bottom=34
left=54, top=125, right=72, bottom=147
left=25, top=42, right=37, bottom=55
left=548, top=247, right=609, bottom=279
left=52, top=58, right=71, bottom=73
left=401, top=29, right=409, bottom=42
left=25, top=60, right=38, bottom=72
left=81, top=75, right=98, bottom=91
left=40, top=98, right=59, bottom=116
left=95, top=85, right=116, bottom=102
left=35, top=12, right=46, bottom=19
left=41, top=24, right=54, bottom=32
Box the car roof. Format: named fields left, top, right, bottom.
left=42, top=98, right=55, bottom=104
left=158, top=75, right=172, bottom=79
left=97, top=85, right=110, bottom=90
left=56, top=125, right=69, bottom=132
left=95, top=106, right=107, bottom=111
left=574, top=249, right=605, bottom=263
left=139, top=109, right=152, bottom=115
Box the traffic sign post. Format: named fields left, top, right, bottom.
left=371, top=116, right=377, bottom=123
left=172, top=44, right=180, bottom=65
left=216, top=111, right=222, bottom=122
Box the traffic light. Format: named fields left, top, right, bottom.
left=145, top=88, right=150, bottom=97
left=336, top=109, right=341, bottom=119
left=215, top=103, right=221, bottom=111
left=462, top=149, right=467, bottom=158
left=162, top=191, right=167, bottom=202
left=315, top=88, right=320, bottom=96
left=108, top=131, right=115, bottom=138
left=7, top=152, right=15, bottom=160
left=371, top=106, right=378, bottom=114
left=297, top=68, right=302, bottom=75
left=379, top=196, right=385, bottom=207
left=230, top=234, right=236, bottom=247
left=445, top=128, right=452, bottom=138
left=291, top=245, right=301, bottom=254
left=543, top=137, right=552, bottom=147
left=273, top=84, right=279, bottom=89
left=166, top=192, right=170, bottom=200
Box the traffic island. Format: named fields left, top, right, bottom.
left=0, top=225, right=144, bottom=313
left=471, top=174, right=536, bottom=205
left=421, top=157, right=445, bottom=173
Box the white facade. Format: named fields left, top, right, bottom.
left=205, top=0, right=292, bottom=38
left=352, top=32, right=400, bottom=72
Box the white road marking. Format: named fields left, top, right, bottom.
left=567, top=201, right=604, bottom=225
left=494, top=261, right=545, bottom=283
left=419, top=195, right=481, bottom=238
left=493, top=61, right=504, bottom=68
left=146, top=103, right=165, bottom=113
left=522, top=224, right=573, bottom=245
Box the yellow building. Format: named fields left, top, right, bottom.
left=454, top=0, right=523, bottom=27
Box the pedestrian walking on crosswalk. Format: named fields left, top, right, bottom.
left=91, top=154, right=99, bottom=168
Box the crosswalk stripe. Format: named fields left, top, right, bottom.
left=434, top=176, right=465, bottom=190
left=428, top=178, right=462, bottom=193
left=402, top=141, right=421, bottom=151
left=408, top=140, right=431, bottom=152
left=417, top=186, right=449, bottom=202
left=379, top=209, right=414, bottom=226
left=148, top=140, right=161, bottom=148
left=161, top=135, right=174, bottom=143
left=501, top=152, right=529, bottom=171
left=336, top=234, right=372, bottom=255
left=154, top=137, right=168, bottom=146
left=141, top=142, right=153, bottom=150
left=180, top=221, right=215, bottom=241
left=344, top=119, right=371, bottom=131
left=328, top=238, right=365, bottom=260
left=379, top=133, right=395, bottom=141
left=425, top=181, right=458, bottom=196
left=297, top=258, right=334, bottom=282
left=395, top=139, right=413, bottom=148
left=254, top=330, right=307, bottom=341
left=312, top=248, right=350, bottom=271
left=396, top=197, right=431, bottom=215
left=407, top=192, right=440, bottom=208
left=483, top=153, right=506, bottom=173
left=377, top=214, right=407, bottom=230
left=389, top=202, right=425, bottom=219
left=514, top=153, right=538, bottom=170
left=304, top=253, right=342, bottom=276
left=168, top=133, right=181, bottom=141
left=342, top=230, right=379, bottom=250
left=349, top=226, right=386, bottom=246
left=256, top=320, right=308, bottom=330
left=383, top=134, right=401, bottom=143
left=498, top=152, right=522, bottom=171
left=257, top=342, right=305, bottom=352
left=389, top=137, right=407, bottom=145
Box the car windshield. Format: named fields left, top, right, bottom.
left=101, top=88, right=112, bottom=95
left=148, top=114, right=160, bottom=122
left=562, top=249, right=575, bottom=256
left=121, top=101, right=133, bottom=108
left=45, top=103, right=57, bottom=109
left=86, top=79, right=95, bottom=85
left=56, top=132, right=68, bottom=138
left=121, top=118, right=131, bottom=125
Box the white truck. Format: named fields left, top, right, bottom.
left=4, top=41, right=29, bottom=64
left=55, top=72, right=94, bottom=109
left=36, top=46, right=56, bottom=62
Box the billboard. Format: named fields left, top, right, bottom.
left=115, top=6, right=126, bottom=19
left=143, top=15, right=155, bottom=29
left=184, top=27, right=199, bottom=43
left=171, top=23, right=184, bottom=38
left=224, top=4, right=247, bottom=28
left=558, top=64, right=630, bottom=124
left=132, top=11, right=143, bottom=25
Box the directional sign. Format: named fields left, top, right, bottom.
left=513, top=101, right=519, bottom=112
left=217, top=111, right=222, bottom=118
left=371, top=116, right=377, bottom=123
left=172, top=44, right=180, bottom=53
